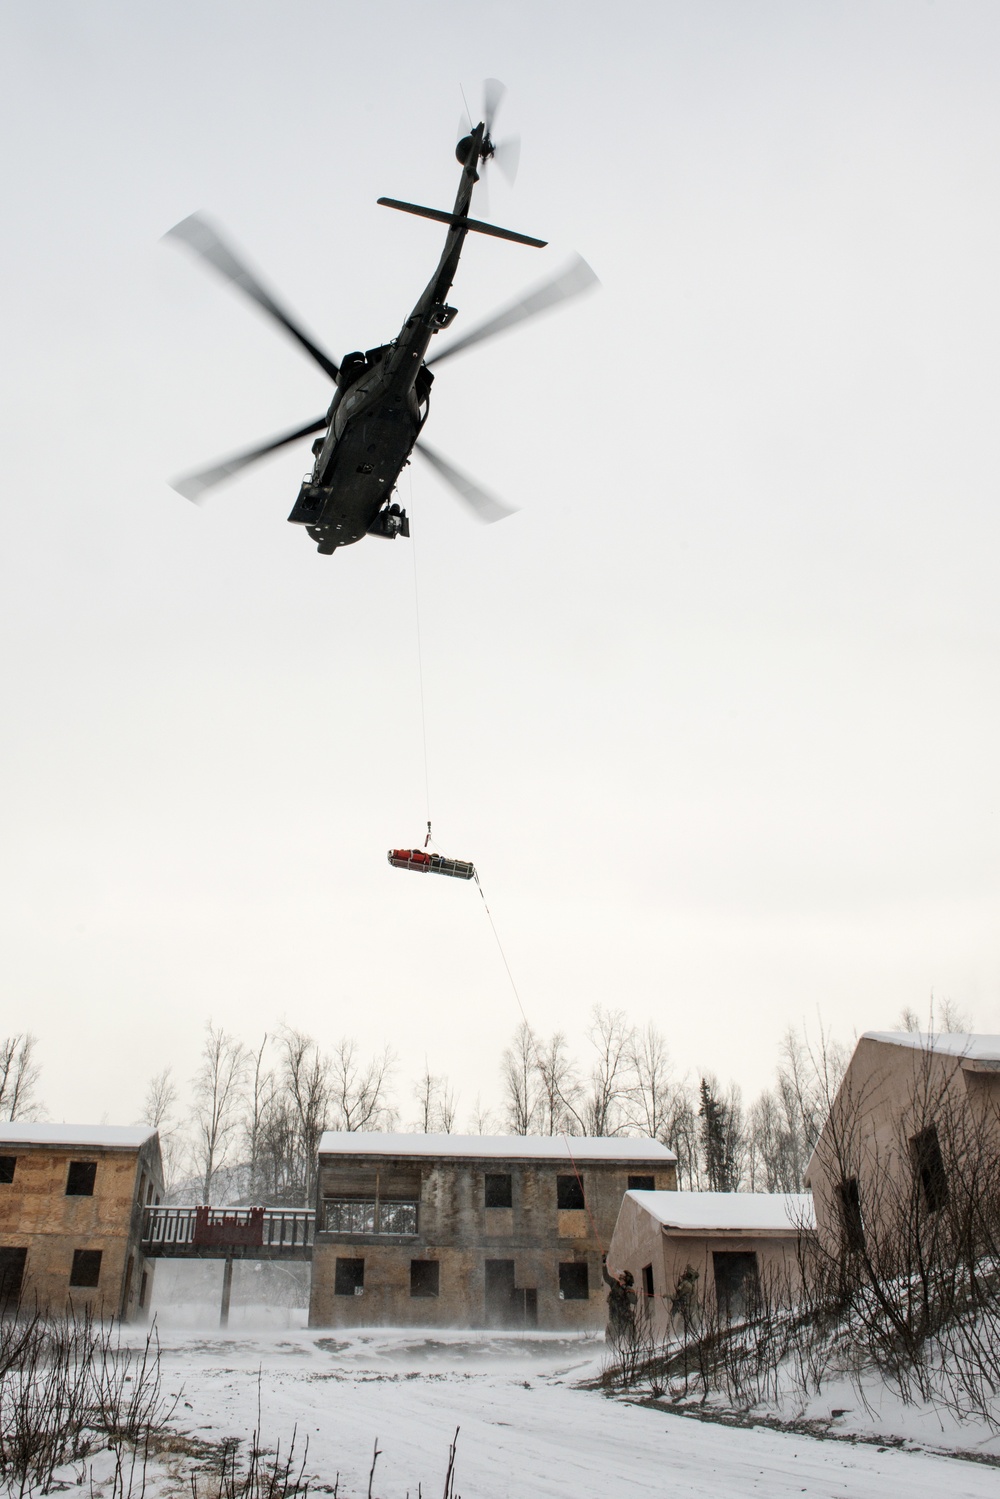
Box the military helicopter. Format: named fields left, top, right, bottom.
left=166, top=83, right=597, bottom=555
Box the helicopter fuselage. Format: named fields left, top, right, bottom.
left=286, top=130, right=484, bottom=553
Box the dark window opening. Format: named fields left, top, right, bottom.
left=837, top=1176, right=865, bottom=1253
left=0, top=1156, right=16, bottom=1184
left=410, top=1260, right=440, bottom=1298
left=0, top=1247, right=26, bottom=1310
left=910, top=1125, right=949, bottom=1213
left=557, top=1174, right=585, bottom=1210
left=713, top=1251, right=758, bottom=1319
left=145, top=1180, right=154, bottom=1206
left=642, top=1263, right=654, bottom=1298
left=139, top=1271, right=149, bottom=1309
left=628, top=1175, right=655, bottom=1192
left=66, top=1161, right=97, bottom=1197
left=70, top=1249, right=102, bottom=1288
left=559, top=1261, right=590, bottom=1300
left=484, top=1173, right=513, bottom=1209
left=334, top=1257, right=365, bottom=1297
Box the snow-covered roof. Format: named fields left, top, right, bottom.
left=0, top=1123, right=156, bottom=1150
left=627, top=1190, right=815, bottom=1233
left=863, top=1031, right=1000, bottom=1063
left=319, top=1131, right=675, bottom=1162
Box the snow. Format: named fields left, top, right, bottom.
left=100, top=1325, right=1000, bottom=1498
left=319, top=1130, right=676, bottom=1161
left=629, top=1190, right=816, bottom=1232
left=0, top=1122, right=155, bottom=1148
left=863, top=1031, right=1000, bottom=1063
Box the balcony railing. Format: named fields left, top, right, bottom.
left=141, top=1205, right=315, bottom=1254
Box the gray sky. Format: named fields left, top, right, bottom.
left=2, top=1, right=1000, bottom=1127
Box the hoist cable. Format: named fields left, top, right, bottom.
left=408, top=470, right=432, bottom=828
left=474, top=871, right=608, bottom=1259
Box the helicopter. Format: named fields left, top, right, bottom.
left=166, top=83, right=598, bottom=556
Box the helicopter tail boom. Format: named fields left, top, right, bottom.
left=376, top=197, right=546, bottom=248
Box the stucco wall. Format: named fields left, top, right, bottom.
left=607, top=1195, right=809, bottom=1339
left=805, top=1038, right=1000, bottom=1254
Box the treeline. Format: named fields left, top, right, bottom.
left=496, top=1010, right=849, bottom=1193
left=4, top=1002, right=970, bottom=1207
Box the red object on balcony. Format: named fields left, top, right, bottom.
left=192, top=1206, right=265, bottom=1248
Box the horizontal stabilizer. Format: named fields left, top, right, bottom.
left=377, top=198, right=546, bottom=248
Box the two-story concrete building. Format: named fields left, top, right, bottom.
left=309, top=1132, right=677, bottom=1329
left=0, top=1123, right=163, bottom=1319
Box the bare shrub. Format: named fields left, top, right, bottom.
left=0, top=1308, right=176, bottom=1494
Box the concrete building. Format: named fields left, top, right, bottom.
left=607, top=1190, right=814, bottom=1333
left=310, top=1132, right=676, bottom=1329
left=0, top=1123, right=163, bottom=1319
left=804, top=1032, right=1000, bottom=1256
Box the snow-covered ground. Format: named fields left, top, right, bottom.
left=90, top=1324, right=1000, bottom=1498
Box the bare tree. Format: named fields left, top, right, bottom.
left=137, top=1066, right=181, bottom=1197
left=0, top=1035, right=41, bottom=1121
left=413, top=1067, right=459, bottom=1133
left=139, top=1068, right=177, bottom=1129
left=243, top=1035, right=277, bottom=1202
left=500, top=1021, right=539, bottom=1135
left=534, top=1032, right=579, bottom=1135
left=279, top=1028, right=332, bottom=1203
left=191, top=1024, right=247, bottom=1204
left=329, top=1038, right=395, bottom=1133
left=570, top=1007, right=633, bottom=1137
left=467, top=1095, right=499, bottom=1133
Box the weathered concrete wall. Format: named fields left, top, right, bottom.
left=310, top=1150, right=676, bottom=1329
left=0, top=1139, right=162, bottom=1319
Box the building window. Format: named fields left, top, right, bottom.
left=334, top=1257, right=365, bottom=1297
left=484, top=1173, right=512, bottom=1208
left=139, top=1271, right=149, bottom=1309
left=642, top=1263, right=654, bottom=1298
left=324, top=1199, right=418, bottom=1235
left=410, top=1260, right=440, bottom=1298
left=556, top=1175, right=585, bottom=1210
left=66, top=1161, right=97, bottom=1197
left=70, top=1249, right=102, bottom=1288
left=0, top=1156, right=15, bottom=1184
left=628, top=1175, right=655, bottom=1191
left=145, top=1180, right=155, bottom=1206
left=558, top=1262, right=589, bottom=1300
left=837, top=1177, right=865, bottom=1253
left=910, top=1125, right=949, bottom=1213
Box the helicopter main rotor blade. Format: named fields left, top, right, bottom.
left=426, top=254, right=599, bottom=368
left=164, top=214, right=340, bottom=382
left=414, top=440, right=517, bottom=524
left=483, top=78, right=506, bottom=135
left=171, top=415, right=329, bottom=503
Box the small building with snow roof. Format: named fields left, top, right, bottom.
left=607, top=1190, right=814, bottom=1333
left=804, top=1031, right=1000, bottom=1258
left=309, top=1131, right=676, bottom=1329
left=0, top=1123, right=163, bottom=1319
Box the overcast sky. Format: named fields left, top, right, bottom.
left=2, top=1, right=1000, bottom=1129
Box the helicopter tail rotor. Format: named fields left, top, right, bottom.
left=455, top=78, right=520, bottom=185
